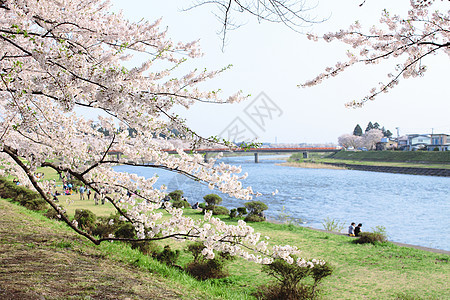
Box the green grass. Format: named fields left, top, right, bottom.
left=318, top=158, right=450, bottom=169
left=5, top=200, right=450, bottom=299
left=4, top=166, right=449, bottom=299
left=289, top=151, right=450, bottom=169
left=330, top=150, right=450, bottom=164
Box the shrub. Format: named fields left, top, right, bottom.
left=44, top=207, right=68, bottom=220
left=256, top=258, right=333, bottom=300
left=237, top=207, right=247, bottom=217
left=244, top=200, right=268, bottom=216
left=203, top=194, right=222, bottom=207
left=0, top=178, right=48, bottom=211
left=277, top=206, right=303, bottom=226
left=321, top=217, right=345, bottom=232
left=172, top=199, right=190, bottom=208
left=73, top=209, right=96, bottom=232
left=153, top=245, right=180, bottom=267
left=198, top=202, right=206, bottom=209
left=131, top=241, right=156, bottom=256
left=244, top=214, right=266, bottom=222
left=353, top=232, right=388, bottom=245
left=184, top=242, right=234, bottom=280
left=229, top=208, right=237, bottom=218
left=92, top=213, right=125, bottom=238
left=211, top=205, right=229, bottom=216
left=114, top=223, right=136, bottom=239
left=168, top=190, right=183, bottom=201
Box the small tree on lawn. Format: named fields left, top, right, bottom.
left=244, top=201, right=268, bottom=222
left=203, top=194, right=223, bottom=208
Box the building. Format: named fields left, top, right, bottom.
left=428, top=134, right=450, bottom=151
left=376, top=138, right=398, bottom=151
left=406, top=134, right=431, bottom=151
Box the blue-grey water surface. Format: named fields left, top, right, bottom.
left=114, top=155, right=450, bottom=251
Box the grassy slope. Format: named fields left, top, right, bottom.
left=4, top=193, right=448, bottom=299
left=0, top=199, right=250, bottom=300
left=329, top=151, right=450, bottom=164
left=289, top=151, right=450, bottom=169
left=4, top=165, right=449, bottom=299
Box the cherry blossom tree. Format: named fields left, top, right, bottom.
left=362, top=129, right=384, bottom=150
left=338, top=129, right=383, bottom=150
left=0, top=0, right=321, bottom=266
left=301, top=0, right=450, bottom=107
left=338, top=134, right=362, bottom=149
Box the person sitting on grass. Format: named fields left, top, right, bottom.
left=348, top=222, right=356, bottom=236
left=354, top=223, right=362, bottom=236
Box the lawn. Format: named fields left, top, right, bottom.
left=3, top=166, right=449, bottom=299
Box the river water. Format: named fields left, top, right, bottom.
left=114, top=155, right=450, bottom=251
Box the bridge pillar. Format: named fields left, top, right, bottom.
left=254, top=152, right=259, bottom=163
left=204, top=152, right=208, bottom=163
left=303, top=152, right=308, bottom=159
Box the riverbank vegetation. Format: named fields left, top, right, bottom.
left=286, top=151, right=450, bottom=170
left=1, top=180, right=449, bottom=299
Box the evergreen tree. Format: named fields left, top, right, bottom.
left=373, top=122, right=380, bottom=130
left=353, top=124, right=363, bottom=136
left=365, top=122, right=374, bottom=133
left=385, top=130, right=393, bottom=138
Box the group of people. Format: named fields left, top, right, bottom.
left=51, top=183, right=108, bottom=206
left=348, top=222, right=363, bottom=237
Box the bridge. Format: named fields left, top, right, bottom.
left=109, top=147, right=340, bottom=163
left=195, top=147, right=340, bottom=163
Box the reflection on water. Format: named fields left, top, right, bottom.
left=114, top=155, right=450, bottom=251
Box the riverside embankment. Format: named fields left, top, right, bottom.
left=288, top=150, right=450, bottom=177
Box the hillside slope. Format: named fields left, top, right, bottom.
left=0, top=199, right=206, bottom=300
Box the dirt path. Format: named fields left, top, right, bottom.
left=0, top=200, right=201, bottom=299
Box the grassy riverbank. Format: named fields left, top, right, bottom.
left=287, top=151, right=450, bottom=170
left=1, top=196, right=449, bottom=299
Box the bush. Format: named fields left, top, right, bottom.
left=256, top=258, right=333, bottom=300
left=73, top=209, right=96, bottom=232
left=203, top=194, right=222, bottom=207
left=184, top=242, right=234, bottom=280
left=244, top=200, right=268, bottom=216
left=244, top=214, right=266, bottom=222
left=0, top=177, right=48, bottom=211
left=114, top=223, right=136, bottom=239
left=91, top=213, right=125, bottom=238
left=198, top=202, right=206, bottom=209
left=353, top=232, right=388, bottom=245
left=153, top=245, right=180, bottom=267
left=237, top=207, right=247, bottom=217
left=44, top=207, right=68, bottom=220
left=168, top=190, right=183, bottom=201
left=322, top=217, right=345, bottom=232
left=131, top=241, right=156, bottom=256
left=229, top=208, right=237, bottom=218
left=211, top=205, right=229, bottom=216
left=172, top=199, right=191, bottom=208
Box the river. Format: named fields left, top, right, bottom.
left=113, top=155, right=450, bottom=251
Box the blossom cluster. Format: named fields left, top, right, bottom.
left=0, top=0, right=325, bottom=266
left=302, top=2, right=449, bottom=106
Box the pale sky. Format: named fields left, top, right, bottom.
left=110, top=0, right=450, bottom=144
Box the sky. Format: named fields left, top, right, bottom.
left=110, top=0, right=450, bottom=144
